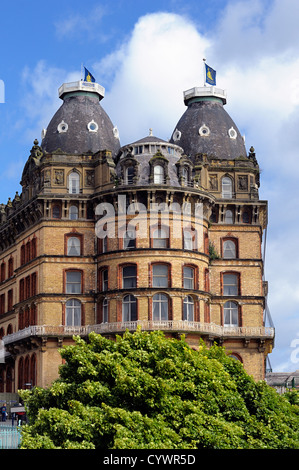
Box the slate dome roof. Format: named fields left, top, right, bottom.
left=41, top=81, right=120, bottom=157
left=170, top=87, right=247, bottom=161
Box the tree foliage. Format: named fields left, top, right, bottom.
left=19, top=330, right=299, bottom=449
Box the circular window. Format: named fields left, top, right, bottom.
left=57, top=120, right=68, bottom=133
left=87, top=120, right=98, bottom=132
left=172, top=129, right=181, bottom=142
left=199, top=124, right=210, bottom=137
left=228, top=127, right=237, bottom=140
left=113, top=126, right=119, bottom=139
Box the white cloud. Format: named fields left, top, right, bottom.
left=20, top=60, right=80, bottom=144
left=97, top=12, right=210, bottom=144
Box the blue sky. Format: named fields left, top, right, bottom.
left=0, top=0, right=299, bottom=373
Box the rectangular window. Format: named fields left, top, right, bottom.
left=101, top=268, right=108, bottom=291
left=0, top=294, right=5, bottom=315
left=0, top=263, right=5, bottom=282
left=183, top=267, right=194, bottom=289
left=25, top=276, right=31, bottom=299
left=152, top=264, right=169, bottom=288
left=123, top=265, right=137, bottom=288
left=223, top=274, right=238, bottom=296
left=31, top=273, right=37, bottom=296
left=8, top=258, right=14, bottom=278
left=20, top=279, right=24, bottom=302
left=7, top=289, right=13, bottom=311
left=66, top=271, right=82, bottom=294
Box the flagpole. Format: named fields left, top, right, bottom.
left=81, top=63, right=83, bottom=81
left=203, top=58, right=206, bottom=87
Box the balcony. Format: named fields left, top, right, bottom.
left=2, top=322, right=274, bottom=346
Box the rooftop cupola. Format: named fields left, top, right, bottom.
left=41, top=80, right=120, bottom=157
left=170, top=86, right=247, bottom=161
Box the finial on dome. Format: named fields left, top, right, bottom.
left=149, top=128, right=153, bottom=136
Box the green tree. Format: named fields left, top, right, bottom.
left=19, top=330, right=299, bottom=449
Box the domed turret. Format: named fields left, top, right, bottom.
left=116, top=130, right=186, bottom=187
left=41, top=81, right=120, bottom=157
left=170, top=86, right=246, bottom=161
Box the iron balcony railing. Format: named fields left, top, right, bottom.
left=2, top=321, right=275, bottom=345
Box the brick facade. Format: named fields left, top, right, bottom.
left=0, top=82, right=274, bottom=394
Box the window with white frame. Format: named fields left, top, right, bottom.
left=69, top=205, right=79, bottom=220
left=223, top=273, right=238, bottom=296
left=153, top=293, right=168, bottom=321
left=152, top=228, right=168, bottom=248
left=122, top=294, right=137, bottom=322
left=183, top=295, right=194, bottom=321
left=69, top=172, right=80, bottom=194
left=222, top=176, right=233, bottom=198
left=102, top=297, right=108, bottom=323
left=154, top=165, right=164, bottom=184
left=66, top=271, right=82, bottom=294
left=183, top=266, right=194, bottom=289
left=223, top=239, right=237, bottom=259
left=67, top=237, right=81, bottom=256
left=224, top=301, right=238, bottom=326
left=66, top=299, right=81, bottom=326
left=152, top=264, right=169, bottom=288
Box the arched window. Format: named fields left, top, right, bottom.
left=123, top=230, right=136, bottom=249
left=223, top=239, right=237, bottom=259
left=125, top=166, right=134, bottom=185
left=102, top=297, right=108, bottom=323
left=122, top=294, right=137, bottom=322
left=66, top=299, right=81, bottom=326
left=224, top=301, right=239, bottom=326
left=154, top=165, right=164, bottom=184
left=224, top=209, right=234, bottom=224
left=67, top=237, right=81, bottom=256
left=52, top=205, right=61, bottom=219
left=223, top=273, right=239, bottom=296
left=153, top=293, right=168, bottom=321
left=122, top=265, right=137, bottom=288
left=69, top=205, right=79, bottom=220
left=183, top=295, right=194, bottom=321
left=182, top=167, right=189, bottom=186
left=69, top=172, right=80, bottom=194
left=152, top=228, right=168, bottom=248
left=222, top=176, right=233, bottom=198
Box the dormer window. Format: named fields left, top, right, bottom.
left=125, top=166, right=134, bottom=185
left=154, top=165, right=164, bottom=184
left=69, top=171, right=80, bottom=194
left=222, top=176, right=233, bottom=198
